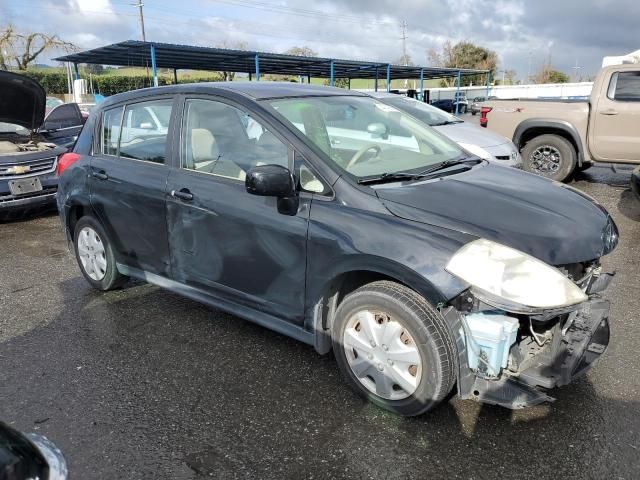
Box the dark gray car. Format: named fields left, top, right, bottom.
left=57, top=82, right=616, bottom=416
left=0, top=71, right=84, bottom=220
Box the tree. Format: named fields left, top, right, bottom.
left=535, top=63, right=570, bottom=84
left=427, top=41, right=498, bottom=87
left=0, top=25, right=77, bottom=70
left=284, top=46, right=318, bottom=58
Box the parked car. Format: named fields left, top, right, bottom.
left=632, top=166, right=640, bottom=201
left=58, top=83, right=617, bottom=416
left=431, top=95, right=468, bottom=114
left=0, top=71, right=84, bottom=220
left=482, top=63, right=640, bottom=181
left=470, top=96, right=497, bottom=115
left=369, top=92, right=521, bottom=167
left=0, top=421, right=68, bottom=479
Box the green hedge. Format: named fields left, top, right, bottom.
left=18, top=70, right=224, bottom=96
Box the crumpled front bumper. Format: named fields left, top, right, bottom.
left=450, top=298, right=610, bottom=409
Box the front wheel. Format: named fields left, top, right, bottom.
left=521, top=134, right=577, bottom=182
left=73, top=216, right=127, bottom=291
left=332, top=281, right=456, bottom=416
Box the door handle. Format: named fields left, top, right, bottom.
left=92, top=171, right=108, bottom=180
left=170, top=189, right=194, bottom=201
left=600, top=109, right=619, bottom=115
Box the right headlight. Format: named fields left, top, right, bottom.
left=446, top=239, right=588, bottom=310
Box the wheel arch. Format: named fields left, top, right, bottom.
left=309, top=257, right=451, bottom=355
left=513, top=119, right=585, bottom=166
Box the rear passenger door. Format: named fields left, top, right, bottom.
left=166, top=96, right=310, bottom=323
left=89, top=96, right=177, bottom=276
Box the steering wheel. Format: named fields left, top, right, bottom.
left=346, top=144, right=382, bottom=170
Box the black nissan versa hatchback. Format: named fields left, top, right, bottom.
left=57, top=83, right=617, bottom=416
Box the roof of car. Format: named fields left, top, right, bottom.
left=98, top=81, right=367, bottom=108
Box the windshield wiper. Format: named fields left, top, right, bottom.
left=415, top=157, right=482, bottom=176
left=430, top=120, right=463, bottom=126
left=357, top=157, right=482, bottom=185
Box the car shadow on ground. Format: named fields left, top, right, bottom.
left=2, top=276, right=639, bottom=479
left=617, top=189, right=640, bottom=222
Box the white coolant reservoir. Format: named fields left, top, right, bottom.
left=462, top=312, right=519, bottom=378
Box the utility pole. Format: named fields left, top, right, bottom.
left=572, top=59, right=582, bottom=82
left=133, top=2, right=146, bottom=41
left=401, top=20, right=408, bottom=88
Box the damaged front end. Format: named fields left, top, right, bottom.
left=443, top=238, right=615, bottom=409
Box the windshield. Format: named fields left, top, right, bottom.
left=0, top=122, right=29, bottom=135
left=380, top=96, right=462, bottom=126
left=266, top=96, right=463, bottom=179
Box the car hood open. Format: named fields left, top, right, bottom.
left=375, top=164, right=614, bottom=265
left=0, top=71, right=46, bottom=131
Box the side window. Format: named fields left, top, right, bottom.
left=101, top=106, right=123, bottom=156
left=182, top=99, right=289, bottom=181
left=118, top=99, right=173, bottom=164
left=608, top=71, right=640, bottom=101
left=295, top=152, right=328, bottom=195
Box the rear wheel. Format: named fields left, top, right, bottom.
left=73, top=216, right=127, bottom=291
left=521, top=134, right=576, bottom=182
left=332, top=281, right=456, bottom=416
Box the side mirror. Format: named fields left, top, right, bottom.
left=367, top=122, right=389, bottom=140
left=245, top=164, right=296, bottom=197
left=0, top=422, right=68, bottom=480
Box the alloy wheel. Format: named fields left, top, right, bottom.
left=529, top=145, right=562, bottom=175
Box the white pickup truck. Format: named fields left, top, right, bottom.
left=482, top=63, right=640, bottom=182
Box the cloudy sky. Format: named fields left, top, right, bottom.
left=1, top=0, right=638, bottom=81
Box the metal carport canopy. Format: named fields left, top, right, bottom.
left=54, top=40, right=488, bottom=81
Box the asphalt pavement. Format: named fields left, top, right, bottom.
left=1, top=165, right=639, bottom=479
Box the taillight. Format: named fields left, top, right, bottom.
left=480, top=106, right=492, bottom=128
left=56, top=152, right=81, bottom=176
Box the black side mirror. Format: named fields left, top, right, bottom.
left=245, top=164, right=296, bottom=197
left=0, top=422, right=68, bottom=480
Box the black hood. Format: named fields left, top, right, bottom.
left=0, top=71, right=46, bottom=131
left=375, top=164, right=615, bottom=265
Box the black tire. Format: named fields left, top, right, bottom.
left=332, top=281, right=456, bottom=417
left=471, top=111, right=477, bottom=116
left=73, top=216, right=127, bottom=291
left=521, top=134, right=577, bottom=182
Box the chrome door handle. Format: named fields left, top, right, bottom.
left=170, top=189, right=193, bottom=201
left=91, top=171, right=108, bottom=180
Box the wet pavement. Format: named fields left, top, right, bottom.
left=1, top=165, right=639, bottom=479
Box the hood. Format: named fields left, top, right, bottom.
left=0, top=71, right=46, bottom=131
left=375, top=164, right=614, bottom=265
left=435, top=121, right=510, bottom=148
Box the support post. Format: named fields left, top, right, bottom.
left=419, top=68, right=424, bottom=101
left=307, top=74, right=311, bottom=84
left=255, top=54, right=260, bottom=81
left=374, top=67, right=378, bottom=91
left=73, top=63, right=79, bottom=80
left=455, top=70, right=461, bottom=114
left=347, top=78, right=351, bottom=90
left=386, top=64, right=391, bottom=92
left=150, top=44, right=158, bottom=87
left=249, top=72, right=252, bottom=81
left=173, top=68, right=178, bottom=84
left=330, top=60, right=334, bottom=87
left=486, top=70, right=490, bottom=97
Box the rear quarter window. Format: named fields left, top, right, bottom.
left=101, top=106, right=124, bottom=156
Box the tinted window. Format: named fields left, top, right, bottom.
left=182, top=99, right=288, bottom=181
left=119, top=99, right=173, bottom=164
left=610, top=71, right=640, bottom=101
left=43, top=103, right=83, bottom=130
left=101, top=106, right=123, bottom=156
left=382, top=96, right=461, bottom=126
